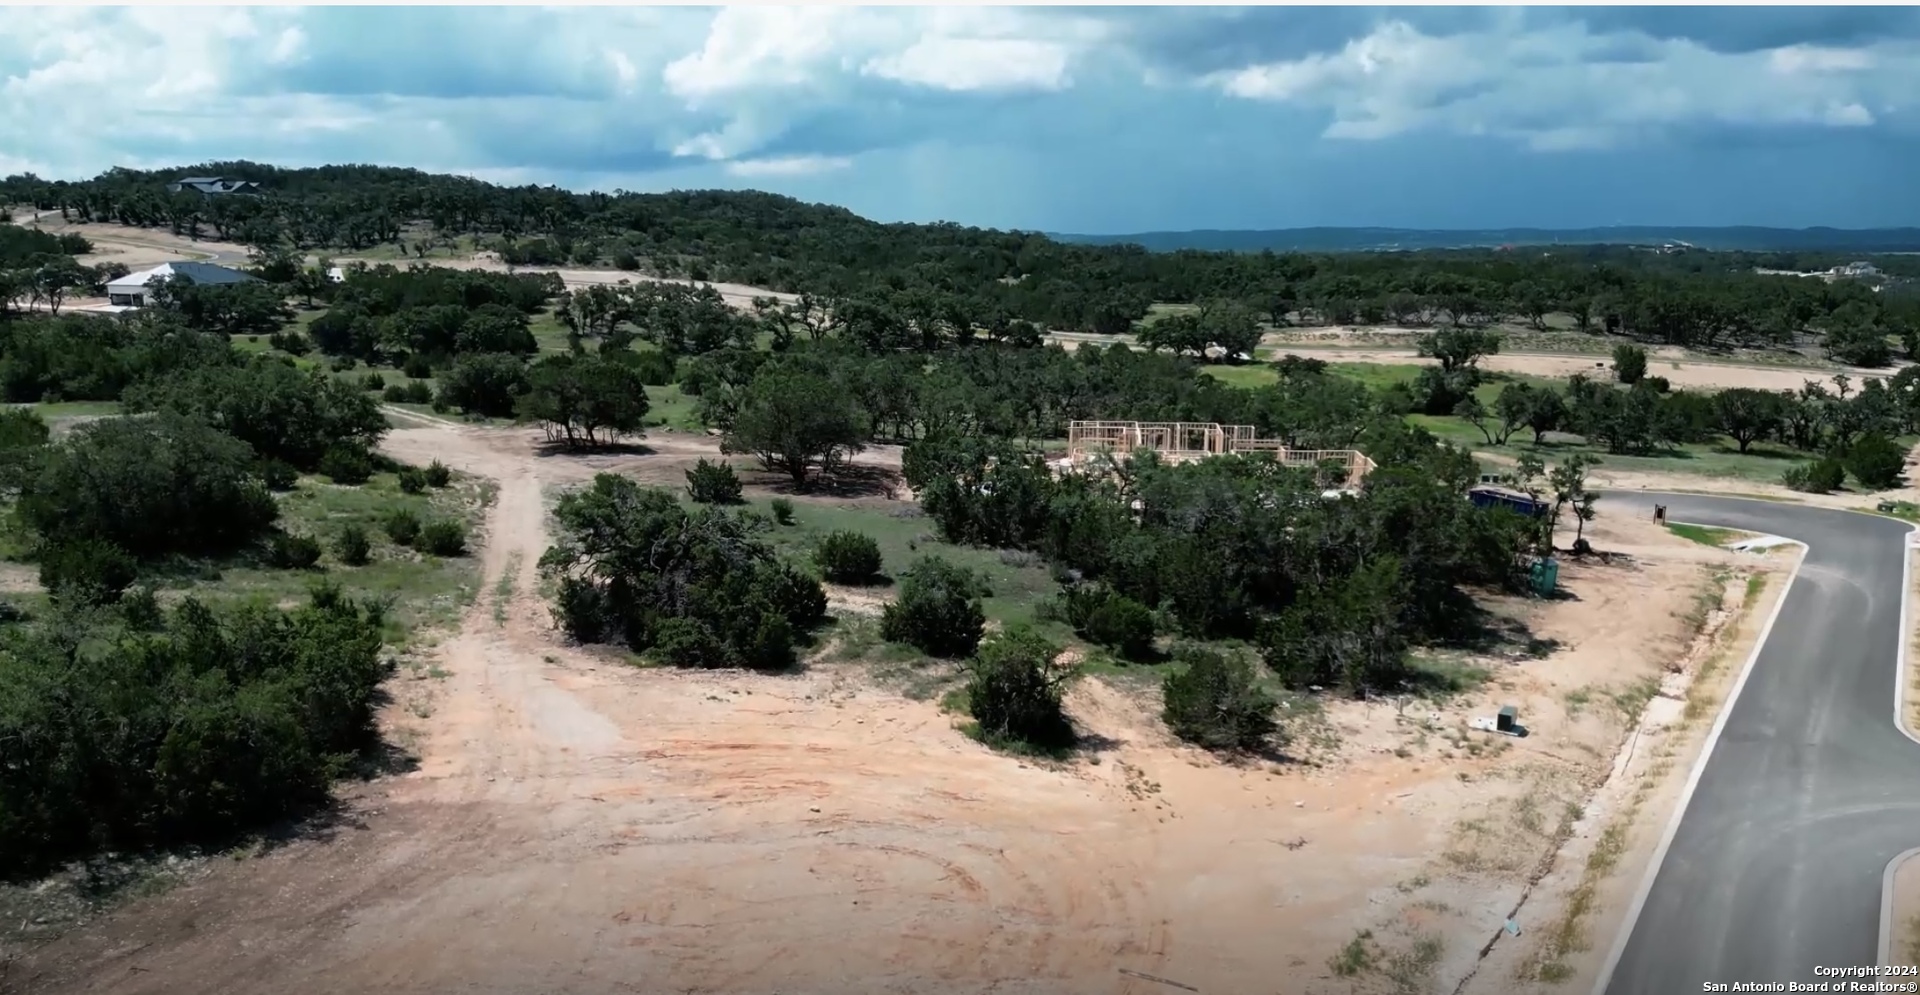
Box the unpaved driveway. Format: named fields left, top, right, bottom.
left=6, top=413, right=1733, bottom=995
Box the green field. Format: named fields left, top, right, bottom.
left=153, top=468, right=492, bottom=642
left=739, top=497, right=1066, bottom=634
left=1199, top=357, right=1858, bottom=486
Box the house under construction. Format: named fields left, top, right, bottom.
left=1062, top=420, right=1376, bottom=489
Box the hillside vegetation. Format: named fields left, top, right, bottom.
left=4, top=163, right=1918, bottom=366
left=1, top=161, right=1917, bottom=883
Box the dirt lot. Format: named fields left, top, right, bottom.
left=340, top=254, right=800, bottom=310
left=8, top=215, right=794, bottom=310
left=13, top=213, right=252, bottom=270
left=0, top=406, right=1775, bottom=995
left=1272, top=344, right=1881, bottom=393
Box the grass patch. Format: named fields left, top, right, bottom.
left=751, top=498, right=1065, bottom=632
left=491, top=552, right=520, bottom=626
left=1330, top=929, right=1376, bottom=977
left=644, top=383, right=704, bottom=432
left=153, top=469, right=492, bottom=642
left=21, top=400, right=121, bottom=418
left=1664, top=522, right=1740, bottom=547
left=1408, top=412, right=1840, bottom=484
left=530, top=308, right=572, bottom=354
left=1199, top=364, right=1278, bottom=389
left=1406, top=652, right=1492, bottom=701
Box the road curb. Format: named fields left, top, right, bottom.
left=1882, top=848, right=1920, bottom=966
left=1897, top=530, right=1920, bottom=748
left=1589, top=527, right=1807, bottom=995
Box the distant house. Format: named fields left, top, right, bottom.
left=166, top=176, right=258, bottom=196
left=104, top=261, right=258, bottom=307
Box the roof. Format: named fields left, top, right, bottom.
left=105, top=261, right=258, bottom=290
left=173, top=176, right=225, bottom=185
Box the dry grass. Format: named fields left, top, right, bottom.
left=1522, top=568, right=1758, bottom=983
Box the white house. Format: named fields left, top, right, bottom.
left=105, top=261, right=258, bottom=307
left=166, top=176, right=258, bottom=195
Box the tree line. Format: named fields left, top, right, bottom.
left=6, top=164, right=1916, bottom=363
left=0, top=222, right=131, bottom=317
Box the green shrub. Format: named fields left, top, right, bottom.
left=1848, top=433, right=1906, bottom=490
left=0, top=587, right=389, bottom=877
left=402, top=354, right=434, bottom=380
left=612, top=250, right=640, bottom=272
left=769, top=497, right=795, bottom=525
left=1161, top=646, right=1280, bottom=751
left=18, top=414, right=280, bottom=561
left=753, top=561, right=828, bottom=631
left=268, top=532, right=323, bottom=570
left=424, top=459, right=452, bottom=488
left=383, top=381, right=432, bottom=405
left=1057, top=584, right=1156, bottom=660
left=362, top=372, right=386, bottom=392
left=319, top=445, right=374, bottom=485
left=120, top=584, right=163, bottom=630
left=964, top=626, right=1075, bottom=752
left=383, top=507, right=421, bottom=547
left=416, top=519, right=468, bottom=557
left=880, top=556, right=986, bottom=658
left=815, top=530, right=883, bottom=585
left=739, top=612, right=797, bottom=671
left=1783, top=457, right=1846, bottom=494
left=335, top=524, right=371, bottom=566
left=259, top=459, right=299, bottom=492
left=398, top=467, right=428, bottom=494
left=329, top=354, right=358, bottom=373
left=552, top=575, right=610, bottom=643
left=685, top=458, right=744, bottom=505
left=653, top=616, right=726, bottom=668
left=1082, top=595, right=1157, bottom=660
left=38, top=538, right=138, bottom=605
left=1611, top=343, right=1647, bottom=385
left=630, top=350, right=677, bottom=387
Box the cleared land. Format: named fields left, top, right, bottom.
left=5, top=411, right=1779, bottom=995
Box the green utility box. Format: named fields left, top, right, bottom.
left=1529, top=557, right=1559, bottom=597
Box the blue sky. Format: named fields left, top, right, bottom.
left=2, top=5, right=1917, bottom=233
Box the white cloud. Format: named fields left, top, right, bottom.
left=1205, top=19, right=1918, bottom=148
left=724, top=154, right=853, bottom=178
left=661, top=6, right=853, bottom=103
left=1770, top=45, right=1874, bottom=75
left=0, top=4, right=1913, bottom=194
left=861, top=37, right=1072, bottom=92
left=651, top=7, right=1106, bottom=164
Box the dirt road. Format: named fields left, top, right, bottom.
left=6, top=421, right=1731, bottom=995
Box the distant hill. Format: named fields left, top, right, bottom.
left=1050, top=226, right=1920, bottom=254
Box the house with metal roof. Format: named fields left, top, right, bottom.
left=105, top=261, right=258, bottom=307
left=166, top=176, right=258, bottom=195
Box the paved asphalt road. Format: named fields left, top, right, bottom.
left=1600, top=492, right=1920, bottom=992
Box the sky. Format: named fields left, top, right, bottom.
left=2, top=5, right=1917, bottom=233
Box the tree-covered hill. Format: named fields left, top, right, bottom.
left=3, top=162, right=1917, bottom=355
